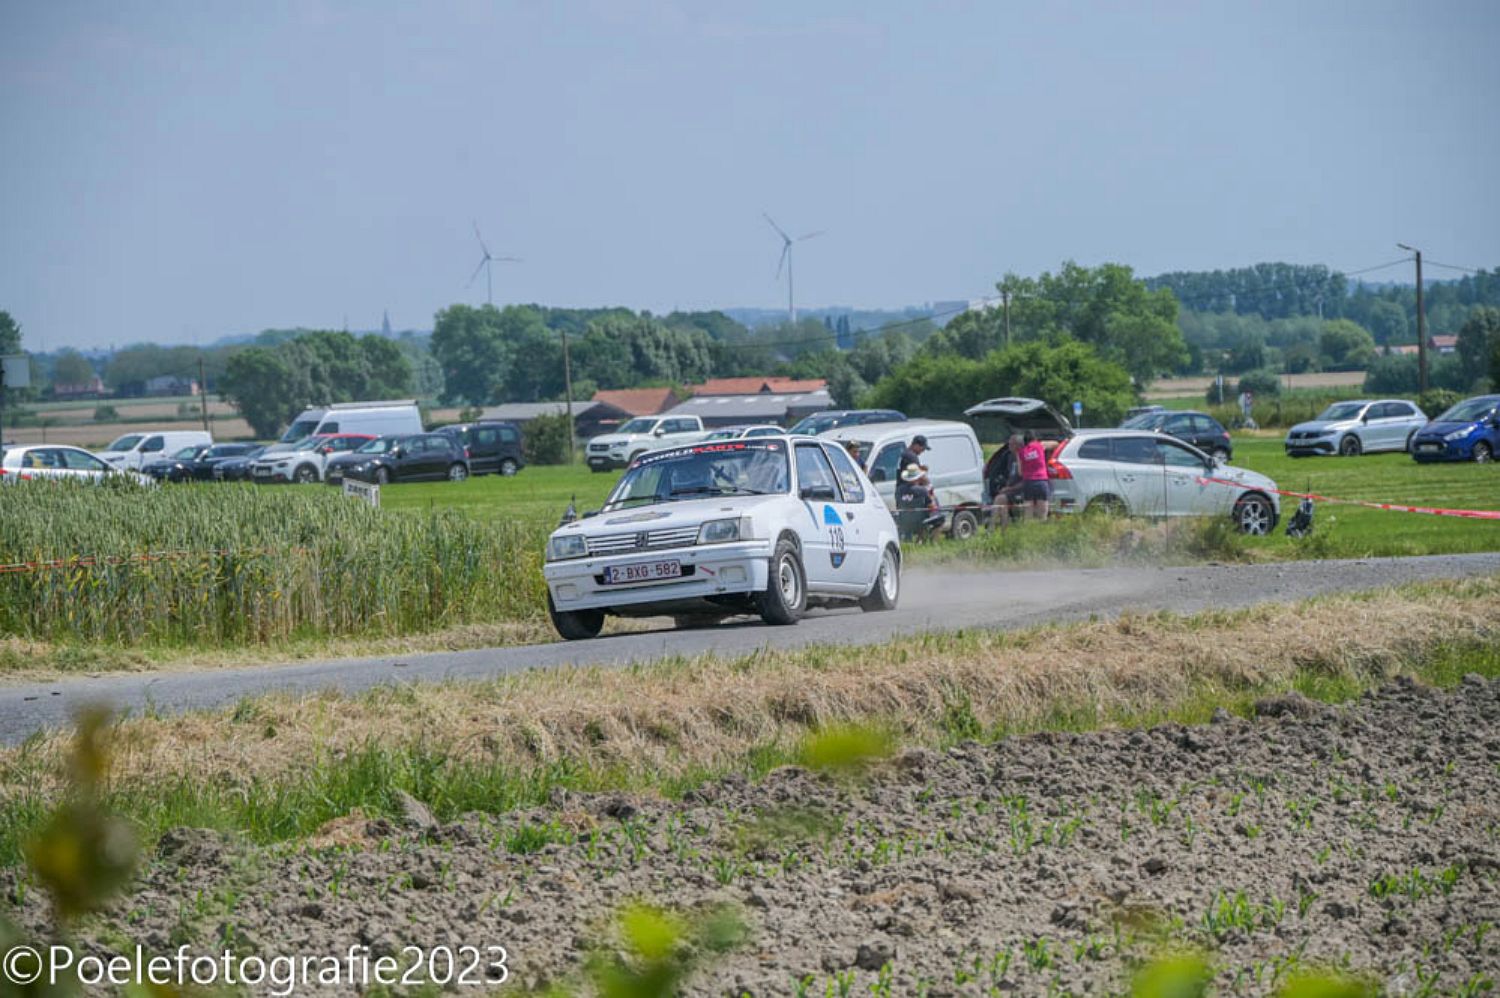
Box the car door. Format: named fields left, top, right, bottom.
left=60, top=447, right=112, bottom=481
left=418, top=436, right=448, bottom=479
left=1156, top=439, right=1220, bottom=516
left=471, top=426, right=499, bottom=473
left=1108, top=435, right=1167, bottom=516
left=866, top=441, right=903, bottom=510
left=822, top=442, right=878, bottom=582
left=793, top=441, right=858, bottom=591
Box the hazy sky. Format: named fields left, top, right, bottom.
left=3, top=1, right=1498, bottom=350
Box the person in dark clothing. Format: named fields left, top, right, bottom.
left=897, top=434, right=928, bottom=478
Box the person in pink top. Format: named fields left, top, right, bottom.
left=1018, top=431, right=1051, bottom=520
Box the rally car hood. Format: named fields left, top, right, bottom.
left=552, top=493, right=789, bottom=541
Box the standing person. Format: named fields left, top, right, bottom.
left=898, top=434, right=928, bottom=477
left=1018, top=431, right=1051, bottom=520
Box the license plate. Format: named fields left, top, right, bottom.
left=603, top=560, right=682, bottom=584
left=253, top=468, right=271, bottom=476
left=1418, top=443, right=1441, bottom=452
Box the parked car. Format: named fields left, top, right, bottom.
left=339, top=433, right=470, bottom=484
left=1123, top=404, right=1166, bottom=421
left=1, top=444, right=151, bottom=485
left=586, top=415, right=706, bottom=472
left=212, top=445, right=268, bottom=482
left=1051, top=430, right=1280, bottom=534
left=95, top=430, right=213, bottom=471
left=543, top=435, right=901, bottom=639
left=1284, top=399, right=1428, bottom=457
left=965, top=397, right=1074, bottom=501
left=262, top=400, right=423, bottom=457
left=141, top=444, right=213, bottom=482
left=1409, top=394, right=1500, bottom=463
left=695, top=424, right=786, bottom=443
left=790, top=409, right=906, bottom=436
left=251, top=433, right=374, bottom=484
left=171, top=443, right=260, bottom=481
left=822, top=419, right=987, bottom=539
left=435, top=421, right=525, bottom=475
left=1119, top=409, right=1234, bottom=461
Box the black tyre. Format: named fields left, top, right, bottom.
left=1406, top=431, right=1417, bottom=454
left=859, top=545, right=900, bottom=612
left=1085, top=495, right=1127, bottom=517
left=629, top=451, right=646, bottom=465
left=375, top=467, right=392, bottom=485
left=548, top=594, right=604, bottom=640
left=1339, top=435, right=1361, bottom=457
left=294, top=464, right=318, bottom=484
left=1475, top=441, right=1493, bottom=464
left=1233, top=493, right=1275, bottom=536
left=949, top=509, right=979, bottom=541
left=499, top=458, right=519, bottom=476
left=758, top=538, right=806, bottom=625
left=447, top=463, right=469, bottom=482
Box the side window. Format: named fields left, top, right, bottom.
left=823, top=444, right=866, bottom=504
left=664, top=419, right=695, bottom=434
left=1398, top=403, right=1421, bottom=419
left=498, top=426, right=519, bottom=443
left=476, top=428, right=499, bottom=446
left=142, top=436, right=164, bottom=453
left=1077, top=438, right=1111, bottom=460
left=1188, top=415, right=1212, bottom=434
left=1157, top=440, right=1204, bottom=468
left=1111, top=437, right=1159, bottom=465
left=319, top=422, right=339, bottom=434
left=794, top=444, right=842, bottom=500
left=746, top=428, right=777, bottom=438
left=63, top=449, right=108, bottom=471
left=1164, top=414, right=1192, bottom=434
left=870, top=443, right=904, bottom=483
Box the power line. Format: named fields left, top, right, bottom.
left=1425, top=260, right=1489, bottom=275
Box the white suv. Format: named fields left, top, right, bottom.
left=586, top=416, right=706, bottom=472
left=545, top=436, right=901, bottom=638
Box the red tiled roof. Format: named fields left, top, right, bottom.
left=1431, top=335, right=1458, bottom=348
left=590, top=387, right=677, bottom=415
left=691, top=377, right=828, bottom=396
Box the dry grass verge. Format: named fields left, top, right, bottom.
left=6, top=577, right=1496, bottom=801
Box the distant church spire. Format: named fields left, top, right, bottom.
left=382, top=309, right=392, bottom=337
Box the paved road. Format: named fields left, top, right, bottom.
left=2, top=553, right=1497, bottom=744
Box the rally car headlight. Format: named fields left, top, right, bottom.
left=548, top=534, right=588, bottom=561
left=697, top=518, right=742, bottom=545
left=1444, top=429, right=1470, bottom=441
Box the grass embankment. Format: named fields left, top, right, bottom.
left=0, top=481, right=547, bottom=674
left=1, top=577, right=1495, bottom=866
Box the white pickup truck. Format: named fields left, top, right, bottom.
left=585, top=415, right=706, bottom=472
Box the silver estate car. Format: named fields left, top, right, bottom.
left=1284, top=399, right=1427, bottom=457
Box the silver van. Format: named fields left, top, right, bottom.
left=266, top=400, right=423, bottom=455
left=822, top=419, right=987, bottom=538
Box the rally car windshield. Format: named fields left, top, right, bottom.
left=603, top=441, right=790, bottom=510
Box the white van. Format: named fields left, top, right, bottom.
left=95, top=430, right=214, bottom=471
left=822, top=419, right=987, bottom=538
left=268, top=400, right=423, bottom=453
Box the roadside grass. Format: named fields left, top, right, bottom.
left=0, top=576, right=1494, bottom=867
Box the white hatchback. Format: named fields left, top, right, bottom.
left=543, top=436, right=901, bottom=639
left=1, top=445, right=151, bottom=485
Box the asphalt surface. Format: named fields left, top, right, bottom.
left=2, top=553, right=1497, bottom=745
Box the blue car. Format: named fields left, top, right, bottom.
left=1409, top=394, right=1500, bottom=463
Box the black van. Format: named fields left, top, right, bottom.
left=436, top=421, right=525, bottom=476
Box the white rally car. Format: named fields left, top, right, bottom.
left=544, top=435, right=902, bottom=639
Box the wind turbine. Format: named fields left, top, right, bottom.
left=467, top=221, right=521, bottom=306
left=763, top=213, right=823, bottom=325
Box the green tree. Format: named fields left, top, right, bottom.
left=431, top=304, right=509, bottom=404
left=522, top=412, right=572, bottom=465
left=0, top=310, right=19, bottom=356
left=52, top=349, right=96, bottom=386
left=1456, top=306, right=1500, bottom=377
left=1318, top=319, right=1377, bottom=370
left=1365, top=299, right=1408, bottom=345
left=220, top=347, right=298, bottom=438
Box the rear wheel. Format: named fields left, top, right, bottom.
left=859, top=546, right=900, bottom=612
left=949, top=509, right=979, bottom=540
left=1233, top=493, right=1275, bottom=535
left=1339, top=435, right=1362, bottom=457
left=499, top=458, right=519, bottom=476
left=549, top=594, right=604, bottom=640
left=1085, top=495, right=1127, bottom=517
left=758, top=538, right=805, bottom=625
left=447, top=463, right=469, bottom=481
left=1475, top=441, right=1494, bottom=464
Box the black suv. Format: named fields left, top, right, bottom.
left=435, top=421, right=525, bottom=476
left=1119, top=409, right=1233, bottom=461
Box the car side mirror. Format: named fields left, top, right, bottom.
left=390, top=447, right=403, bottom=458
left=1360, top=413, right=1369, bottom=423
left=870, top=468, right=888, bottom=483
left=799, top=484, right=837, bottom=501
left=652, top=427, right=666, bottom=437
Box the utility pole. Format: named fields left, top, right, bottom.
left=1001, top=290, right=1012, bottom=347
left=198, top=356, right=211, bottom=435
left=1397, top=243, right=1427, bottom=393
left=560, top=328, right=575, bottom=465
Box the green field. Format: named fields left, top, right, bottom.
left=380, top=436, right=1500, bottom=561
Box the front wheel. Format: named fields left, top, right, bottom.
left=949, top=509, right=979, bottom=541
left=375, top=467, right=392, bottom=485
left=758, top=539, right=806, bottom=625
left=859, top=546, right=900, bottom=612
left=1475, top=441, right=1493, bottom=464
left=1406, top=431, right=1417, bottom=454
left=499, top=458, right=519, bottom=476
left=447, top=463, right=469, bottom=482
left=548, top=594, right=604, bottom=640
left=294, top=464, right=318, bottom=484
left=1339, top=435, right=1362, bottom=457
left=1233, top=493, right=1275, bottom=536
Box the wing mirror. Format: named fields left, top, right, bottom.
left=799, top=484, right=838, bottom=501
left=652, top=427, right=666, bottom=436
